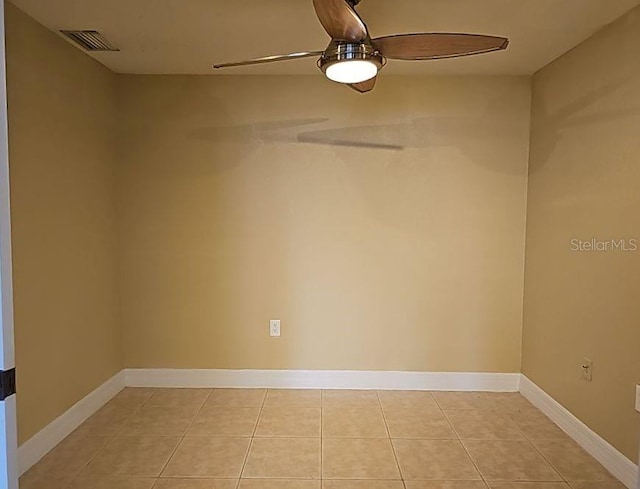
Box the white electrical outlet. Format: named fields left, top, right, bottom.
left=581, top=358, right=593, bottom=381
left=269, top=319, right=280, bottom=337
left=635, top=384, right=640, bottom=413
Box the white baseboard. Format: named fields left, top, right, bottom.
left=519, top=375, right=638, bottom=489
left=124, top=368, right=521, bottom=392
left=18, top=370, right=125, bottom=476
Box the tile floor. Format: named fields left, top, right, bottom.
left=19, top=388, right=626, bottom=489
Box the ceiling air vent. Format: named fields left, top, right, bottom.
left=60, top=30, right=119, bottom=52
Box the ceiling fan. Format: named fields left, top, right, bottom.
left=213, top=0, right=509, bottom=93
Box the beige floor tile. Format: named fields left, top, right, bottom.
left=405, top=483, right=489, bottom=489
left=187, top=406, right=260, bottom=436
left=323, top=407, right=388, bottom=438
left=433, top=392, right=497, bottom=410
left=507, top=411, right=569, bottom=440
left=445, top=410, right=524, bottom=440
left=76, top=401, right=140, bottom=436
left=322, top=390, right=380, bottom=408
left=393, top=439, right=481, bottom=481
left=377, top=391, right=439, bottom=410
left=488, top=484, right=570, bottom=489
left=243, top=437, right=320, bottom=479
left=19, top=434, right=110, bottom=489
left=162, top=436, right=250, bottom=478
left=568, top=482, right=627, bottom=489
left=384, top=408, right=456, bottom=439
left=323, top=481, right=405, bottom=488
left=206, top=388, right=266, bottom=407
left=84, top=435, right=180, bottom=477
left=67, top=475, right=157, bottom=489
left=255, top=407, right=321, bottom=437
left=264, top=390, right=322, bottom=408
left=154, top=479, right=238, bottom=489
left=147, top=388, right=212, bottom=407
left=239, top=480, right=321, bottom=488
left=111, top=388, right=156, bottom=407
left=484, top=394, right=536, bottom=414
left=34, top=432, right=109, bottom=470
left=322, top=438, right=401, bottom=480
left=120, top=405, right=200, bottom=436
left=18, top=472, right=79, bottom=489
left=463, top=440, right=562, bottom=481
left=532, top=440, right=616, bottom=481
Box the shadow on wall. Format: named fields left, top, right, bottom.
left=186, top=114, right=525, bottom=175
left=531, top=75, right=640, bottom=171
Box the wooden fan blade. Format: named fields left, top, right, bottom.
left=372, top=33, right=509, bottom=60
left=349, top=76, right=377, bottom=93
left=312, top=0, right=368, bottom=42
left=213, top=50, right=323, bottom=69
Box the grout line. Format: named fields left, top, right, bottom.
left=321, top=388, right=329, bottom=484
left=504, top=408, right=534, bottom=441
left=237, top=388, right=267, bottom=487
left=112, top=389, right=155, bottom=437
left=502, top=400, right=569, bottom=483
left=320, top=390, right=323, bottom=484
left=61, top=387, right=157, bottom=489
left=155, top=387, right=214, bottom=481
left=441, top=408, right=489, bottom=486
left=426, top=390, right=440, bottom=411
left=526, top=436, right=567, bottom=483
left=432, top=392, right=445, bottom=411
left=319, top=388, right=355, bottom=483
left=376, top=390, right=406, bottom=488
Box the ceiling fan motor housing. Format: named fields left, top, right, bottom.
left=318, top=42, right=385, bottom=75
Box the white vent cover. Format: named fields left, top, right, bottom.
left=60, top=30, right=119, bottom=52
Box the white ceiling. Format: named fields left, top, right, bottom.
left=10, top=0, right=640, bottom=76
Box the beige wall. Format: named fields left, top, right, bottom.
left=522, top=6, right=640, bottom=462
left=5, top=4, right=122, bottom=444
left=118, top=74, right=531, bottom=372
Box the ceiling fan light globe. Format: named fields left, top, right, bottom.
left=325, top=60, right=378, bottom=84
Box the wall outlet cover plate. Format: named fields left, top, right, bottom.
left=269, top=319, right=280, bottom=337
